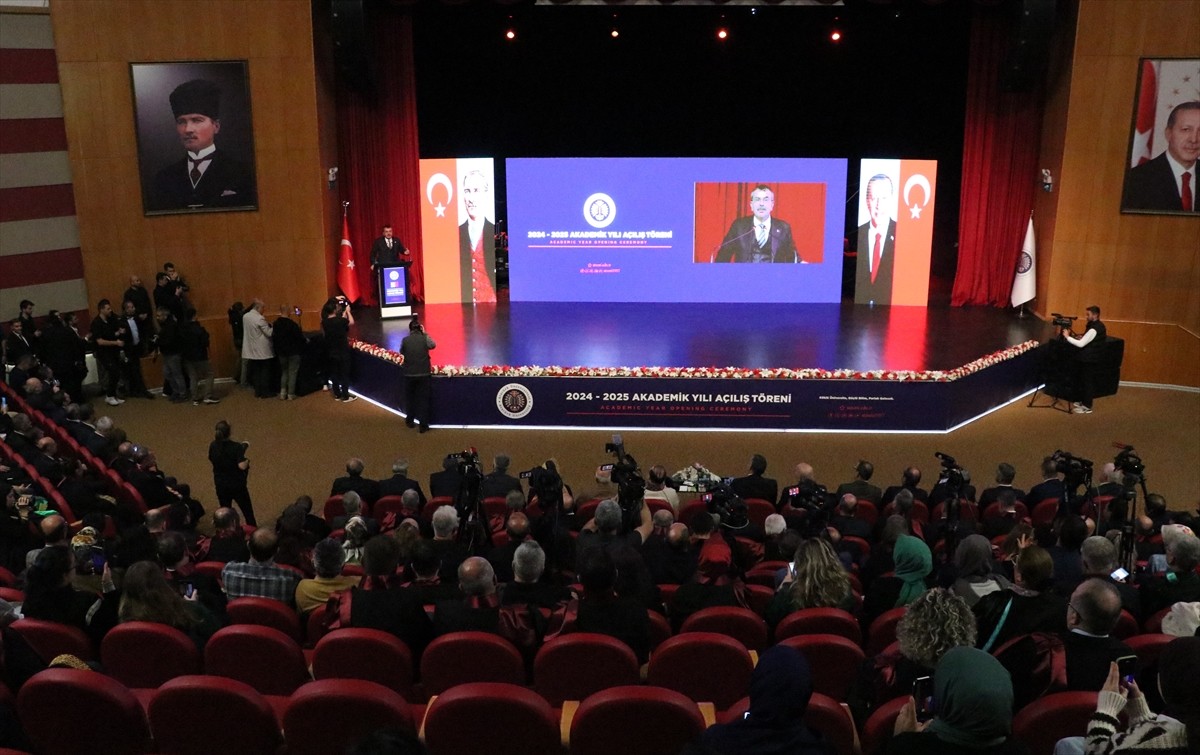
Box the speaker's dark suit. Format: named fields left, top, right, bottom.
left=458, top=219, right=496, bottom=302
left=1122, top=152, right=1197, bottom=212
left=147, top=151, right=256, bottom=212
left=370, top=236, right=407, bottom=268
left=856, top=219, right=897, bottom=305
left=715, top=217, right=797, bottom=263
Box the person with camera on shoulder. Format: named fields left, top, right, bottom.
left=322, top=296, right=355, bottom=403
left=400, top=317, right=435, bottom=432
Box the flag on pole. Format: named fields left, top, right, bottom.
left=1011, top=215, right=1036, bottom=308
left=1131, top=59, right=1157, bottom=167
left=338, top=210, right=360, bottom=303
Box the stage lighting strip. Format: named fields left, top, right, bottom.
left=350, top=339, right=1040, bottom=383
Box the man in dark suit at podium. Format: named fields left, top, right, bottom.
left=1122, top=101, right=1200, bottom=213
left=715, top=185, right=798, bottom=264
left=459, top=170, right=497, bottom=303
left=855, top=173, right=897, bottom=305
left=1063, top=305, right=1107, bottom=414
left=370, top=225, right=407, bottom=270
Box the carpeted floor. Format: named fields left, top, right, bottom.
left=103, top=381, right=1199, bottom=532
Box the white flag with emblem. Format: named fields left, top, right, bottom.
left=1011, top=216, right=1036, bottom=307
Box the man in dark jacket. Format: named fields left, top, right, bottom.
left=180, top=308, right=219, bottom=405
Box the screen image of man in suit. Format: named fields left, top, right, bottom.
left=1123, top=101, right=1200, bottom=213
left=855, top=174, right=897, bottom=305
left=147, top=79, right=256, bottom=212
left=715, top=185, right=798, bottom=263
left=370, top=225, right=407, bottom=270
left=459, top=170, right=497, bottom=303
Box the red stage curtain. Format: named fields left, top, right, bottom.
left=951, top=10, right=1044, bottom=308
left=335, top=9, right=424, bottom=305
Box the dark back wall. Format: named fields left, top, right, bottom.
left=409, top=3, right=976, bottom=286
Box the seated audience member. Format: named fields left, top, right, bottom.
left=1048, top=515, right=1089, bottom=595
left=401, top=539, right=461, bottom=604
left=428, top=456, right=464, bottom=500
left=488, top=511, right=531, bottom=584
left=221, top=528, right=301, bottom=607
left=294, top=538, right=361, bottom=615
left=951, top=534, right=1012, bottom=607
left=339, top=535, right=433, bottom=658
left=974, top=545, right=1067, bottom=651
left=377, top=458, right=427, bottom=509
left=766, top=537, right=856, bottom=629
left=5, top=414, right=39, bottom=463
left=837, top=460, right=883, bottom=504
left=0, top=484, right=43, bottom=574
left=502, top=541, right=569, bottom=609
left=429, top=505, right=470, bottom=583
left=642, top=465, right=680, bottom=513
left=329, top=490, right=378, bottom=536
left=640, top=522, right=697, bottom=586
left=1139, top=527, right=1200, bottom=616
left=200, top=507, right=251, bottom=564
left=683, top=644, right=832, bottom=755
left=829, top=494, right=873, bottom=544
left=158, top=531, right=226, bottom=621
left=1059, top=639, right=1199, bottom=755
left=1160, top=601, right=1200, bottom=638
left=480, top=453, right=522, bottom=500
left=432, top=557, right=501, bottom=636
left=578, top=498, right=655, bottom=554
left=761, top=514, right=788, bottom=558
left=881, top=466, right=930, bottom=508
left=1062, top=578, right=1132, bottom=691
left=981, top=491, right=1026, bottom=540
left=341, top=517, right=370, bottom=566
left=729, top=453, right=778, bottom=504
left=862, top=534, right=933, bottom=630
left=860, top=515, right=908, bottom=588
left=1079, top=535, right=1140, bottom=621
left=24, top=514, right=70, bottom=571
left=118, top=560, right=219, bottom=650
left=888, top=647, right=1029, bottom=754
left=22, top=546, right=97, bottom=632
left=274, top=503, right=315, bottom=576
left=669, top=535, right=746, bottom=632
left=567, top=546, right=650, bottom=663
left=889, top=489, right=926, bottom=541
left=1025, top=456, right=1066, bottom=511
left=978, top=462, right=1026, bottom=510
left=330, top=458, right=380, bottom=505
left=848, top=588, right=977, bottom=728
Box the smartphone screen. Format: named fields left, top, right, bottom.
left=1117, top=655, right=1137, bottom=685
left=184, top=583, right=195, bottom=599
left=1110, top=567, right=1129, bottom=582
left=913, top=675, right=935, bottom=722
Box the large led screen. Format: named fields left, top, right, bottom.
left=507, top=158, right=847, bottom=303
left=853, top=158, right=938, bottom=307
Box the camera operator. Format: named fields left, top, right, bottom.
left=1062, top=304, right=1106, bottom=414
left=400, top=317, right=435, bottom=433
left=322, top=296, right=355, bottom=403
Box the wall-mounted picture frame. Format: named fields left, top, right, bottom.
left=130, top=60, right=258, bottom=216
left=1120, top=57, right=1200, bottom=216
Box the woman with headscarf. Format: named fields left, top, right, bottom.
left=669, top=535, right=746, bottom=632
left=685, top=644, right=836, bottom=755
left=888, top=646, right=1029, bottom=754
left=952, top=534, right=1012, bottom=607
left=862, top=534, right=933, bottom=630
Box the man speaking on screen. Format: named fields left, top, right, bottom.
left=855, top=173, right=897, bottom=305
left=715, top=184, right=799, bottom=263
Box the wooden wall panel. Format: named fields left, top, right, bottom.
left=50, top=0, right=334, bottom=378
left=1043, top=0, right=1200, bottom=387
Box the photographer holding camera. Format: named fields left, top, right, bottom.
left=1062, top=304, right=1106, bottom=414
left=322, top=296, right=355, bottom=403
left=400, top=317, right=436, bottom=432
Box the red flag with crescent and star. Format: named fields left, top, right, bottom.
left=338, top=211, right=361, bottom=303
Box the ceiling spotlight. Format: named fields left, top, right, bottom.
left=505, top=29, right=516, bottom=40
left=830, top=30, right=842, bottom=41
left=717, top=28, right=728, bottom=40
left=611, top=29, right=619, bottom=38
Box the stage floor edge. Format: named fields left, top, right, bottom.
left=350, top=347, right=1045, bottom=433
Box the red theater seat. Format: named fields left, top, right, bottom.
left=860, top=695, right=909, bottom=755
left=647, top=632, right=753, bottom=710
left=311, top=628, right=415, bottom=699
left=774, top=607, right=862, bottom=645
left=283, top=679, right=414, bottom=755
left=18, top=668, right=151, bottom=755
left=424, top=682, right=560, bottom=755
left=778, top=634, right=866, bottom=701
left=204, top=624, right=311, bottom=696
left=420, top=631, right=526, bottom=696
left=226, top=596, right=303, bottom=642
left=533, top=632, right=640, bottom=707
left=865, top=607, right=907, bottom=656
left=1012, top=691, right=1098, bottom=755
left=149, top=675, right=283, bottom=755
left=10, top=618, right=95, bottom=662
left=569, top=685, right=706, bottom=755
left=678, top=605, right=769, bottom=651
left=101, top=621, right=201, bottom=689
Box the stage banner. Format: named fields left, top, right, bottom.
left=854, top=159, right=938, bottom=306
left=419, top=158, right=497, bottom=304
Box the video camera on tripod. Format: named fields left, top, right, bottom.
left=1051, top=313, right=1078, bottom=329
left=519, top=460, right=565, bottom=512
left=701, top=478, right=751, bottom=531
left=933, top=451, right=968, bottom=522
left=598, top=435, right=646, bottom=532
left=779, top=479, right=829, bottom=537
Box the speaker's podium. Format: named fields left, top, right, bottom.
left=378, top=263, right=412, bottom=319
left=1030, top=336, right=1124, bottom=411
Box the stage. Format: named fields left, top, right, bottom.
left=348, top=302, right=1051, bottom=433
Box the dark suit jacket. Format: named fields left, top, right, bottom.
left=378, top=474, right=427, bottom=508
left=855, top=219, right=897, bottom=304
left=429, top=469, right=464, bottom=500
left=330, top=475, right=381, bottom=504
left=836, top=479, right=884, bottom=504
left=978, top=485, right=1027, bottom=509
left=1026, top=479, right=1067, bottom=508
left=1122, top=152, right=1197, bottom=212
left=481, top=472, right=522, bottom=500
left=1063, top=631, right=1132, bottom=692
left=147, top=151, right=256, bottom=212
left=729, top=473, right=778, bottom=504
left=370, top=235, right=407, bottom=268
left=458, top=219, right=496, bottom=301
left=715, top=216, right=797, bottom=263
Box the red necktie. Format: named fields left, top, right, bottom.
left=1183, top=171, right=1193, bottom=212
left=871, top=232, right=882, bottom=284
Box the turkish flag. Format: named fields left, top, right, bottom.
left=338, top=214, right=361, bottom=303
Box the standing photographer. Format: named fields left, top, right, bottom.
left=321, top=296, right=355, bottom=403
left=400, top=317, right=435, bottom=433
left=1063, top=305, right=1106, bottom=414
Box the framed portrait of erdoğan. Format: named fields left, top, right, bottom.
left=1120, top=57, right=1200, bottom=216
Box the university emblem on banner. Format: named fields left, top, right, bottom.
left=583, top=193, right=616, bottom=228
left=1017, top=252, right=1033, bottom=274
left=496, top=383, right=534, bottom=419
